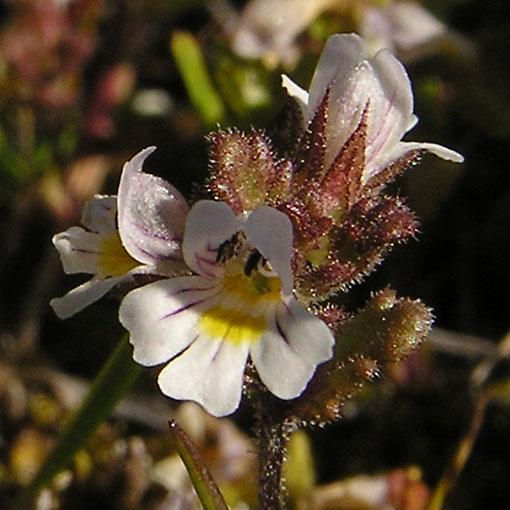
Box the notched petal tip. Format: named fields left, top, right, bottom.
left=157, top=336, right=249, bottom=417
left=251, top=298, right=334, bottom=400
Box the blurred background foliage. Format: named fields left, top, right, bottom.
left=0, top=0, right=509, bottom=509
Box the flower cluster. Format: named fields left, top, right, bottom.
left=53, top=148, right=334, bottom=417
left=52, top=34, right=462, bottom=419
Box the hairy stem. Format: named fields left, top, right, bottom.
left=256, top=391, right=291, bottom=510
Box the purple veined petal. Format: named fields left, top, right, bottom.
left=80, top=195, right=117, bottom=234
left=242, top=205, right=294, bottom=295
left=120, top=275, right=221, bottom=367
left=53, top=226, right=107, bottom=275
left=182, top=200, right=240, bottom=277
left=250, top=307, right=312, bottom=400
left=117, top=146, right=189, bottom=266
left=307, top=33, right=368, bottom=122
left=158, top=334, right=250, bottom=417
left=250, top=298, right=334, bottom=399
left=53, top=224, right=139, bottom=278
left=276, top=296, right=334, bottom=362
left=250, top=298, right=333, bottom=400
left=323, top=61, right=377, bottom=171
left=51, top=275, right=125, bottom=319
left=364, top=48, right=414, bottom=165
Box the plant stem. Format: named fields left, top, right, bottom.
left=256, top=391, right=290, bottom=510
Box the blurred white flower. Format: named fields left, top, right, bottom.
left=231, top=0, right=335, bottom=66
left=120, top=200, right=334, bottom=417
left=51, top=147, right=189, bottom=318
left=282, top=33, right=463, bottom=183
left=360, top=1, right=448, bottom=55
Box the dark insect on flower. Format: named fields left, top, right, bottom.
left=216, top=232, right=245, bottom=263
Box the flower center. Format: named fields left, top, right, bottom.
left=197, top=236, right=282, bottom=345
left=96, top=232, right=138, bottom=278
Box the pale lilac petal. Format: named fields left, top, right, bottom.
left=386, top=2, right=447, bottom=51
left=365, top=140, right=465, bottom=182
left=117, top=146, right=189, bottom=265
left=250, top=298, right=334, bottom=399
left=242, top=205, right=294, bottom=295
left=281, top=74, right=308, bottom=118
left=81, top=195, right=117, bottom=233
left=53, top=226, right=106, bottom=275
left=296, top=33, right=464, bottom=176
left=364, top=49, right=414, bottom=165
left=307, top=33, right=367, bottom=120
left=323, top=61, right=379, bottom=170
left=182, top=201, right=240, bottom=278
left=50, top=276, right=124, bottom=319
left=158, top=335, right=250, bottom=417
left=398, top=141, right=464, bottom=163
left=119, top=276, right=220, bottom=367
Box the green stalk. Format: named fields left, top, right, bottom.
left=170, top=30, right=226, bottom=128
left=16, top=336, right=141, bottom=508
left=169, top=420, right=228, bottom=510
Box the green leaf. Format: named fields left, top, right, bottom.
left=170, top=30, right=226, bottom=128
left=169, top=419, right=228, bottom=510
left=16, top=336, right=140, bottom=508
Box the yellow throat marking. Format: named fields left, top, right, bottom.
left=96, top=232, right=138, bottom=277
left=198, top=272, right=281, bottom=345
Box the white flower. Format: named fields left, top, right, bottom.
left=230, top=0, right=335, bottom=66
left=360, top=1, right=448, bottom=55
left=51, top=147, right=189, bottom=319
left=119, top=200, right=335, bottom=417
left=282, top=33, right=464, bottom=183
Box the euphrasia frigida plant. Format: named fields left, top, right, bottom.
left=53, top=33, right=462, bottom=424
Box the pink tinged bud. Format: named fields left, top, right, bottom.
left=208, top=129, right=290, bottom=213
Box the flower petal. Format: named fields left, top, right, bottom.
left=364, top=48, right=414, bottom=166
left=53, top=226, right=107, bottom=275
left=158, top=335, right=249, bottom=417
left=307, top=33, right=368, bottom=121
left=250, top=297, right=334, bottom=399
left=281, top=74, right=308, bottom=117
left=398, top=141, right=464, bottom=163
left=182, top=200, right=240, bottom=278
left=119, top=276, right=220, bottom=367
left=53, top=223, right=138, bottom=278
left=50, top=276, right=124, bottom=319
left=117, top=146, right=189, bottom=266
left=242, top=205, right=294, bottom=295
left=80, top=195, right=117, bottom=233
left=293, top=32, right=464, bottom=178
left=365, top=140, right=465, bottom=181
